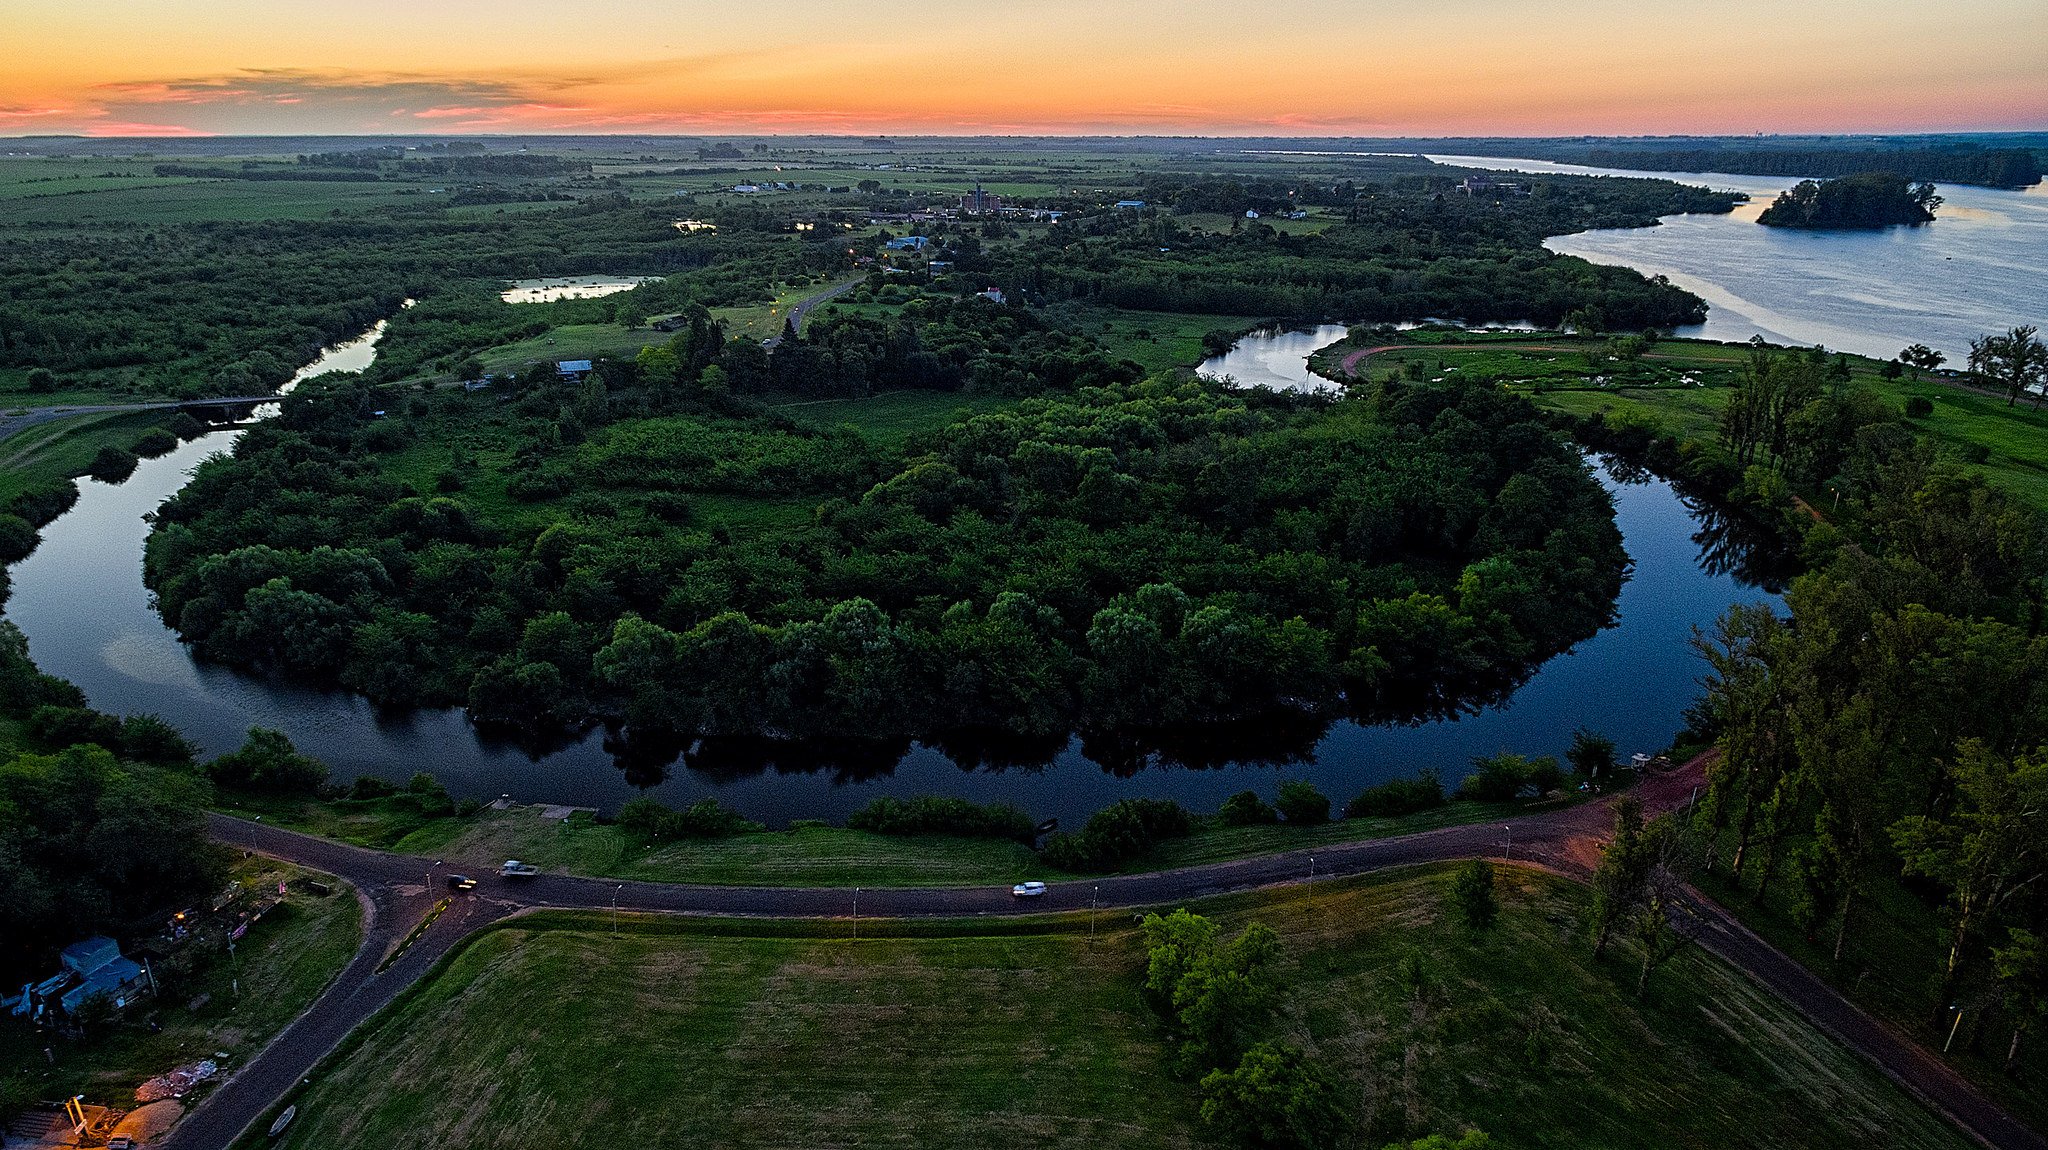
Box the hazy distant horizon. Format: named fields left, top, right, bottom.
left=7, top=0, right=2042, bottom=138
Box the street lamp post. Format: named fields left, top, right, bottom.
left=1089, top=885, right=1099, bottom=947
left=612, top=884, right=622, bottom=936
left=1307, top=856, right=1317, bottom=915
left=852, top=888, right=861, bottom=942
left=1503, top=825, right=1513, bottom=861
left=1945, top=1004, right=1966, bottom=1053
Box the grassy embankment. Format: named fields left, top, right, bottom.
left=252, top=865, right=1973, bottom=1150
left=0, top=411, right=191, bottom=506
left=217, top=787, right=1544, bottom=888
left=1314, top=332, right=2048, bottom=512
left=0, top=856, right=361, bottom=1114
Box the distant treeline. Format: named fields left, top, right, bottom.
left=1581, top=147, right=2041, bottom=188
left=152, top=163, right=383, bottom=183
left=398, top=154, right=591, bottom=178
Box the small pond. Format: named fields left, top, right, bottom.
left=501, top=276, right=660, bottom=304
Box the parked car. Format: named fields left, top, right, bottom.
left=1011, top=881, right=1047, bottom=898
left=499, top=860, right=540, bottom=878
left=446, top=874, right=477, bottom=891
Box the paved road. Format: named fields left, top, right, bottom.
left=761, top=278, right=861, bottom=348
left=162, top=760, right=2042, bottom=1150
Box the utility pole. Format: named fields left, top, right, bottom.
left=1089, top=885, right=1099, bottom=947
left=852, top=888, right=861, bottom=943
left=612, top=884, right=622, bottom=936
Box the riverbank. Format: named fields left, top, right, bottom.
left=214, top=782, right=1591, bottom=888
left=1316, top=330, right=2048, bottom=515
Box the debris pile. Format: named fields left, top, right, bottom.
left=136, top=1059, right=218, bottom=1102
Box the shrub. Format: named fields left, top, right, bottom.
left=24, top=367, right=58, bottom=393
left=163, top=412, right=208, bottom=440
left=87, top=444, right=139, bottom=482
left=26, top=704, right=123, bottom=752
left=846, top=795, right=1036, bottom=841
left=132, top=428, right=180, bottom=458
left=399, top=771, right=455, bottom=817
left=8, top=481, right=79, bottom=527
left=1274, top=781, right=1330, bottom=825
left=1218, top=790, right=1278, bottom=826
left=1903, top=395, right=1934, bottom=418
left=1450, top=858, right=1499, bottom=930
left=0, top=514, right=37, bottom=563
left=207, top=727, right=328, bottom=794
left=1199, top=1042, right=1349, bottom=1150
left=1346, top=772, right=1447, bottom=818
left=618, top=795, right=762, bottom=839
left=120, top=714, right=198, bottom=765
left=1458, top=753, right=1562, bottom=802
left=348, top=775, right=398, bottom=799
left=1042, top=798, right=1193, bottom=871
left=1565, top=728, right=1617, bottom=780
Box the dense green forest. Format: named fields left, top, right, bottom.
left=144, top=366, right=1624, bottom=740
left=1756, top=174, right=1942, bottom=229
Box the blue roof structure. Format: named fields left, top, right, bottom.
left=61, top=936, right=121, bottom=976
left=60, top=957, right=143, bottom=1012
left=556, top=360, right=593, bottom=374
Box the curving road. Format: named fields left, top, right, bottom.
left=761, top=278, right=861, bottom=349
left=161, top=759, right=2042, bottom=1150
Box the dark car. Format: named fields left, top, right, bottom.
left=446, top=874, right=478, bottom=891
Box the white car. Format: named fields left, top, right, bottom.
left=1011, top=881, right=1048, bottom=898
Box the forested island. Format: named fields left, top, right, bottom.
left=1756, top=173, right=1942, bottom=229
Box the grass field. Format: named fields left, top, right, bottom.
left=1695, top=853, right=2048, bottom=1135
left=258, top=867, right=1972, bottom=1150
left=773, top=390, right=1022, bottom=448
left=0, top=857, right=361, bottom=1113
left=470, top=323, right=667, bottom=376
left=0, top=411, right=183, bottom=506
left=1318, top=334, right=2048, bottom=514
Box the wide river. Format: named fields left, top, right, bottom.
left=38, top=151, right=2030, bottom=825
left=1434, top=154, right=2048, bottom=363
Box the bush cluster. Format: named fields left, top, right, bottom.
left=1042, top=798, right=1192, bottom=871
left=617, top=795, right=762, bottom=839
left=1345, top=772, right=1448, bottom=818
left=846, top=795, right=1035, bottom=841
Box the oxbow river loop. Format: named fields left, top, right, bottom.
left=3, top=311, right=1781, bottom=824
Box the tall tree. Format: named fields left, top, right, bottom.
left=1891, top=741, right=2048, bottom=1014
left=1590, top=794, right=1649, bottom=958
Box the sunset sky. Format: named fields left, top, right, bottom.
left=2, top=0, right=2044, bottom=137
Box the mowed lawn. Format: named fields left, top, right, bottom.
left=265, top=868, right=1972, bottom=1150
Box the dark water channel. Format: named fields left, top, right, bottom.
left=5, top=315, right=1779, bottom=825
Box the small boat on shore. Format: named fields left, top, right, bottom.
left=268, top=1104, right=296, bottom=1138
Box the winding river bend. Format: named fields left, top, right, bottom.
left=4, top=309, right=1777, bottom=823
